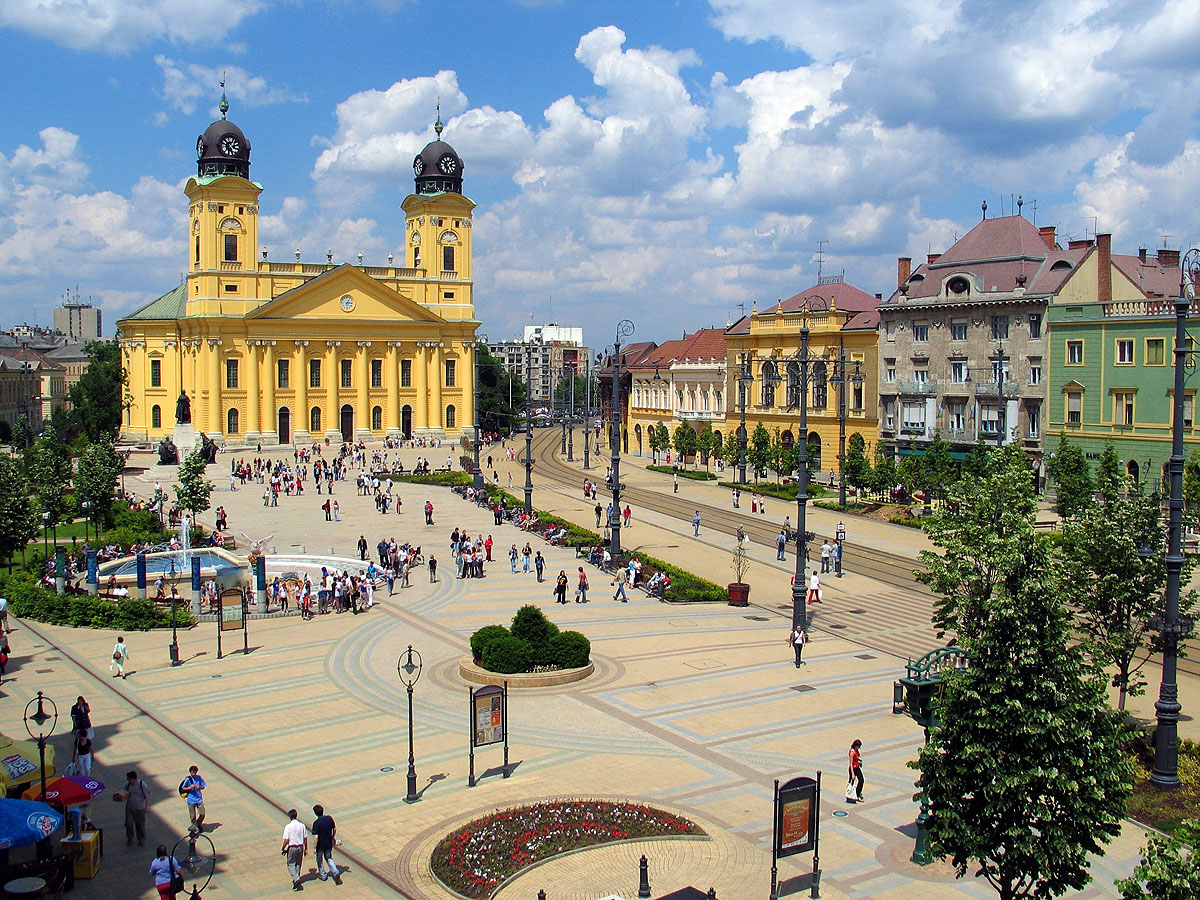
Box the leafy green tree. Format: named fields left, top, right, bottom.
left=842, top=433, right=870, bottom=498
left=924, top=431, right=956, bottom=502
left=695, top=423, right=716, bottom=471
left=964, top=439, right=992, bottom=480
left=917, top=444, right=1039, bottom=642
left=174, top=448, right=214, bottom=521
left=805, top=432, right=821, bottom=479
left=648, top=420, right=666, bottom=462
left=777, top=431, right=799, bottom=480
left=1117, top=819, right=1200, bottom=900
left=1183, top=447, right=1200, bottom=524
left=749, top=422, right=772, bottom=482
left=672, top=422, right=697, bottom=469
left=73, top=438, right=124, bottom=535
left=1048, top=432, right=1094, bottom=519
left=725, top=426, right=743, bottom=472
left=477, top=343, right=524, bottom=436
left=0, top=456, right=37, bottom=569
left=1096, top=441, right=1125, bottom=501
left=68, top=341, right=127, bottom=442
left=871, top=443, right=896, bottom=499
left=1062, top=488, right=1196, bottom=710
left=914, top=535, right=1131, bottom=900
left=29, top=424, right=73, bottom=533
left=897, top=453, right=926, bottom=502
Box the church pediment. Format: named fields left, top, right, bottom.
left=247, top=265, right=448, bottom=324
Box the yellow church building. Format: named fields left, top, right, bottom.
left=118, top=96, right=479, bottom=447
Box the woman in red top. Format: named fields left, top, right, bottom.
left=848, top=739, right=864, bottom=802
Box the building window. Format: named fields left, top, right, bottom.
left=885, top=320, right=896, bottom=342
left=950, top=321, right=968, bottom=341
left=902, top=401, right=926, bottom=433
left=340, top=359, right=352, bottom=388
left=371, top=406, right=382, bottom=430
left=151, top=405, right=161, bottom=428
left=1147, top=338, right=1166, bottom=365
left=950, top=361, right=967, bottom=383
left=946, top=403, right=966, bottom=432
left=227, top=408, right=239, bottom=434
left=194, top=235, right=200, bottom=264
left=1029, top=364, right=1041, bottom=385
left=811, top=361, right=827, bottom=408
left=223, top=233, right=237, bottom=262
left=1028, top=313, right=1043, bottom=339
left=1067, top=391, right=1082, bottom=425
left=371, top=359, right=382, bottom=388
left=1114, top=391, right=1135, bottom=426
left=913, top=368, right=928, bottom=385
left=1025, top=401, right=1041, bottom=438
left=150, top=359, right=161, bottom=387
left=310, top=407, right=321, bottom=433
left=991, top=315, right=1010, bottom=340
left=309, top=359, right=321, bottom=387
left=980, top=404, right=999, bottom=435
left=715, top=390, right=723, bottom=412
left=445, top=359, right=456, bottom=387
left=883, top=400, right=895, bottom=430
left=401, top=359, right=412, bottom=387
left=1067, top=340, right=1084, bottom=365
left=992, top=359, right=1011, bottom=383
left=226, top=359, right=238, bottom=389
left=912, top=323, right=929, bottom=342
left=443, top=245, right=455, bottom=272
left=1185, top=395, right=1194, bottom=429
left=885, top=362, right=896, bottom=383
left=413, top=247, right=421, bottom=268
left=760, top=361, right=777, bottom=407
left=1116, top=339, right=1134, bottom=364
left=852, top=381, right=863, bottom=411
left=277, top=360, right=289, bottom=389
left=446, top=404, right=456, bottom=429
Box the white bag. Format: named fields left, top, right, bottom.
left=844, top=782, right=858, bottom=802
left=64, top=761, right=81, bottom=777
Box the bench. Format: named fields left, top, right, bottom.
left=221, top=534, right=238, bottom=550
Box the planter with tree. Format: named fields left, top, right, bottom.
left=728, top=536, right=750, bottom=606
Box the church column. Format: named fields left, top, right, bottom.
left=245, top=341, right=261, bottom=442
left=324, top=340, right=340, bottom=439
left=429, top=344, right=444, bottom=434
left=294, top=341, right=309, bottom=441
left=262, top=340, right=277, bottom=443
left=385, top=342, right=401, bottom=436
left=461, top=342, right=475, bottom=439
left=207, top=338, right=223, bottom=440
left=356, top=341, right=371, bottom=439
left=413, top=345, right=429, bottom=435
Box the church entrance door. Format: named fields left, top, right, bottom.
left=278, top=407, right=291, bottom=446
left=340, top=405, right=354, bottom=443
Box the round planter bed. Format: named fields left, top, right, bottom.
left=459, top=656, right=593, bottom=688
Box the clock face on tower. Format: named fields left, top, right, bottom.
left=438, top=154, right=458, bottom=175
left=340, top=294, right=355, bottom=312
left=413, top=156, right=425, bottom=176
left=197, top=137, right=205, bottom=159
left=220, top=135, right=241, bottom=156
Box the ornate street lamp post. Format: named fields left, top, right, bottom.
left=828, top=345, right=863, bottom=508
left=397, top=645, right=423, bottom=803
left=583, top=355, right=592, bottom=469
left=523, top=345, right=534, bottom=516
left=606, top=320, right=635, bottom=556
left=168, top=557, right=181, bottom=666
left=23, top=691, right=57, bottom=805
left=567, top=363, right=575, bottom=462
left=473, top=334, right=488, bottom=493
left=737, top=353, right=752, bottom=485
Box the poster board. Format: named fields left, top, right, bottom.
left=219, top=589, right=245, bottom=632
left=472, top=685, right=505, bottom=747
left=775, top=775, right=818, bottom=857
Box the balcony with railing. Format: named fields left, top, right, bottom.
left=944, top=427, right=974, bottom=442
left=897, top=379, right=937, bottom=395
left=974, top=381, right=1020, bottom=399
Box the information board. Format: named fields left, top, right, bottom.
left=775, top=775, right=818, bottom=857
left=473, top=685, right=505, bottom=747
left=220, top=588, right=245, bottom=632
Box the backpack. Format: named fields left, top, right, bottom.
left=178, top=777, right=192, bottom=798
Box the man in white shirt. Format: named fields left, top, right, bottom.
left=807, top=570, right=821, bottom=604
left=0, top=596, right=9, bottom=633
left=281, top=808, right=308, bottom=891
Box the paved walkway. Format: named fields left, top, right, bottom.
left=3, top=437, right=1177, bottom=900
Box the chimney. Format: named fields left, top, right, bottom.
left=1068, top=239, right=1093, bottom=250
left=897, top=257, right=912, bottom=287
left=1039, top=225, right=1057, bottom=250
left=1159, top=248, right=1181, bottom=268
left=1097, top=233, right=1111, bottom=304
left=927, top=253, right=941, bottom=265
left=1139, top=248, right=1148, bottom=263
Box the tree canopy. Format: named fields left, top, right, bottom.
left=0, top=455, right=36, bottom=569
left=1048, top=432, right=1093, bottom=519
left=476, top=343, right=525, bottom=436
left=67, top=341, right=127, bottom=442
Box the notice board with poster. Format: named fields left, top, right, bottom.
left=771, top=773, right=822, bottom=898
left=217, top=588, right=248, bottom=657
left=468, top=683, right=509, bottom=787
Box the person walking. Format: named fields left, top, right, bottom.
left=110, top=636, right=129, bottom=679
left=281, top=808, right=308, bottom=891
left=148, top=844, right=182, bottom=900
left=848, top=739, right=864, bottom=802
left=623, top=505, right=631, bottom=529
left=73, top=729, right=93, bottom=777
left=0, top=594, right=9, bottom=633
left=820, top=539, right=832, bottom=573
left=322, top=499, right=331, bottom=521
left=424, top=500, right=434, bottom=525
left=522, top=543, right=532, bottom=573
left=554, top=570, right=569, bottom=604
left=123, top=770, right=150, bottom=846
left=70, top=696, right=94, bottom=741
left=575, top=566, right=589, bottom=603
left=534, top=551, right=545, bottom=582
left=180, top=765, right=206, bottom=832
left=776, top=530, right=787, bottom=561
left=357, top=535, right=368, bottom=561
left=692, top=510, right=701, bottom=536
left=428, top=554, right=438, bottom=583
left=789, top=624, right=808, bottom=667
left=833, top=539, right=843, bottom=577
left=509, top=544, right=519, bottom=574
left=612, top=569, right=628, bottom=602
left=311, top=804, right=342, bottom=884
left=806, top=570, right=821, bottom=604
left=673, top=472, right=679, bottom=493
left=332, top=500, right=340, bottom=522
left=594, top=503, right=603, bottom=528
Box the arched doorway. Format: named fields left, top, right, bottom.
left=401, top=405, right=413, bottom=439
left=1126, top=459, right=1140, bottom=485
left=807, top=430, right=822, bottom=472
left=635, top=423, right=642, bottom=455
left=340, top=404, right=354, bottom=443
left=278, top=407, right=291, bottom=446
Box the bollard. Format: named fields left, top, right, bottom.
left=330, top=546, right=335, bottom=556
left=638, top=854, right=651, bottom=899
left=707, top=891, right=716, bottom=900
left=537, top=891, right=546, bottom=900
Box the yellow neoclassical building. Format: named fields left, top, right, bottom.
left=118, top=98, right=478, bottom=447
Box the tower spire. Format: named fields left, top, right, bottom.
left=434, top=98, right=443, bottom=137
left=219, top=72, right=229, bottom=119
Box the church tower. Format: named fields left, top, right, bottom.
left=184, top=90, right=263, bottom=313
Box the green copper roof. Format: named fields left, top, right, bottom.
left=191, top=175, right=263, bottom=188
left=120, top=283, right=187, bottom=321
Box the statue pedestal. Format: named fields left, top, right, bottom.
left=173, top=423, right=198, bottom=454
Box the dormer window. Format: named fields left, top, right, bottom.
left=946, top=275, right=971, bottom=296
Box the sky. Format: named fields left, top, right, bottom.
left=2, top=0, right=1200, bottom=349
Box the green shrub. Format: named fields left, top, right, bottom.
left=628, top=552, right=726, bottom=602
left=535, top=514, right=599, bottom=545
left=470, top=625, right=510, bottom=660
left=388, top=471, right=472, bottom=488
left=718, top=480, right=826, bottom=500
left=510, top=604, right=559, bottom=646
left=111, top=504, right=165, bottom=536
left=1, top=574, right=195, bottom=630
left=550, top=630, right=591, bottom=668
left=646, top=465, right=716, bottom=481
left=887, top=515, right=924, bottom=529
left=481, top=633, right=533, bottom=674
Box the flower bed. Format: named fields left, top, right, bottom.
left=431, top=799, right=704, bottom=899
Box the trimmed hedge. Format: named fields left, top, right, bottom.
left=628, top=552, right=725, bottom=603
left=549, top=630, right=591, bottom=668
left=470, top=625, right=510, bottom=660
left=388, top=471, right=472, bottom=488
left=471, top=606, right=591, bottom=673
left=481, top=633, right=533, bottom=674
left=646, top=465, right=717, bottom=481
left=718, top=480, right=827, bottom=501
left=2, top=575, right=196, bottom=631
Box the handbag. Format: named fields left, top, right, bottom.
left=844, top=781, right=859, bottom=802
left=113, top=650, right=122, bottom=661
left=170, top=859, right=185, bottom=893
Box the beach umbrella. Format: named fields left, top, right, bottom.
left=22, top=776, right=98, bottom=809
left=58, top=774, right=105, bottom=799
left=0, top=799, right=63, bottom=849
left=0, top=735, right=55, bottom=790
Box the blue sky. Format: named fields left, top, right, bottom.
left=1, top=0, right=1198, bottom=347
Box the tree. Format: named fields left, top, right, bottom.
left=777, top=432, right=799, bottom=481
left=1048, top=433, right=1093, bottom=519
left=174, top=448, right=214, bottom=521
left=1117, top=819, right=1200, bottom=900
left=724, top=427, right=743, bottom=471
left=914, top=535, right=1131, bottom=900
left=29, top=424, right=73, bottom=533
left=749, top=422, right=772, bottom=482
left=476, top=343, right=524, bottom=436
left=672, top=422, right=697, bottom=469
left=648, top=421, right=666, bottom=463
left=654, top=423, right=670, bottom=461
left=924, top=431, right=956, bottom=502
left=842, top=433, right=870, bottom=498
left=68, top=341, right=127, bottom=442
left=871, top=443, right=896, bottom=500
left=0, top=456, right=36, bottom=569
left=695, top=423, right=716, bottom=471
left=917, top=443, right=1039, bottom=642
left=897, top=453, right=926, bottom=503
left=73, top=438, right=124, bottom=534
left=805, top=432, right=821, bottom=479
left=1062, top=488, right=1196, bottom=710
left=1096, top=441, right=1125, bottom=501
left=1184, top=447, right=1200, bottom=525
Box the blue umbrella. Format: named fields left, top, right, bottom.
left=0, top=798, right=64, bottom=849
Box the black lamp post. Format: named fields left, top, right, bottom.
left=994, top=339, right=1008, bottom=449
left=828, top=344, right=863, bottom=508
left=173, top=826, right=215, bottom=897
left=473, top=335, right=488, bottom=493
left=80, top=500, right=92, bottom=544
left=559, top=365, right=568, bottom=456
left=23, top=691, right=57, bottom=804
left=523, top=346, right=534, bottom=516
left=168, top=558, right=181, bottom=666
left=397, top=645, right=423, bottom=802
left=584, top=355, right=592, bottom=470
left=737, top=352, right=752, bottom=485
left=606, top=320, right=635, bottom=556
left=567, top=363, right=575, bottom=462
